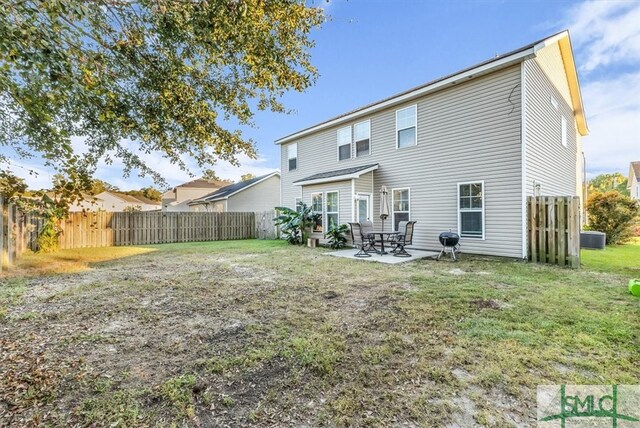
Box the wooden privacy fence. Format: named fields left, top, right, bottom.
left=528, top=196, right=580, bottom=268
left=1, top=206, right=279, bottom=270
left=62, top=211, right=258, bottom=247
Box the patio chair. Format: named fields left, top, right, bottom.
left=391, top=221, right=416, bottom=257
left=348, top=222, right=376, bottom=257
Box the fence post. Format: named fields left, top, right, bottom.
left=0, top=196, right=4, bottom=271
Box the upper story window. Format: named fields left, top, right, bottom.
left=396, top=105, right=417, bottom=149
left=561, top=116, right=567, bottom=147
left=287, top=143, right=297, bottom=171
left=354, top=121, right=371, bottom=157
left=337, top=126, right=351, bottom=161
left=458, top=182, right=484, bottom=239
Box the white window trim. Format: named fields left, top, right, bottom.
left=337, top=126, right=352, bottom=161
left=561, top=115, right=567, bottom=148
left=395, top=105, right=417, bottom=150
left=457, top=181, right=486, bottom=240
left=287, top=143, right=297, bottom=171
left=391, top=187, right=411, bottom=230
left=354, top=119, right=371, bottom=157
left=310, top=192, right=324, bottom=233
left=294, top=197, right=302, bottom=212
left=356, top=192, right=373, bottom=222
left=325, top=191, right=339, bottom=230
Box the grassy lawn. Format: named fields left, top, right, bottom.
left=1, top=240, right=638, bottom=427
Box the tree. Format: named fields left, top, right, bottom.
left=123, top=186, right=162, bottom=202
left=90, top=179, right=119, bottom=195
left=587, top=191, right=640, bottom=244
left=241, top=173, right=256, bottom=181
left=0, top=170, right=28, bottom=201
left=588, top=173, right=629, bottom=196
left=202, top=169, right=233, bottom=184
left=0, top=1, right=324, bottom=187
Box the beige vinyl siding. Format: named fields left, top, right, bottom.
left=281, top=65, right=523, bottom=257
left=300, top=181, right=352, bottom=237
left=524, top=47, right=578, bottom=198
left=226, top=175, right=280, bottom=212
left=534, top=43, right=571, bottom=107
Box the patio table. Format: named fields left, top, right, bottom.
left=368, top=230, right=398, bottom=255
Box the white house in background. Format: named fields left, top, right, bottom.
left=188, top=172, right=280, bottom=212
left=628, top=161, right=640, bottom=200
left=45, top=192, right=103, bottom=212
left=276, top=30, right=588, bottom=258
left=161, top=178, right=227, bottom=212
left=95, top=191, right=160, bottom=211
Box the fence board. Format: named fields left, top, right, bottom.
left=527, top=196, right=580, bottom=268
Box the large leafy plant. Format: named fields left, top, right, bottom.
left=274, top=203, right=320, bottom=245
left=326, top=222, right=349, bottom=249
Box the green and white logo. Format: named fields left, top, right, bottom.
left=538, top=385, right=640, bottom=427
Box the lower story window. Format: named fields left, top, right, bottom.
left=458, top=182, right=484, bottom=238
left=326, top=191, right=339, bottom=230
left=392, top=188, right=410, bottom=230
left=295, top=197, right=303, bottom=212
left=311, top=192, right=323, bottom=233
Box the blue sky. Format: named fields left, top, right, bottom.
left=8, top=0, right=640, bottom=189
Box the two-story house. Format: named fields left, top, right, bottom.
left=276, top=31, right=588, bottom=258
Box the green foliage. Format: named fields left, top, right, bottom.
left=241, top=173, right=256, bottom=182
left=89, top=179, right=119, bottom=195
left=326, top=223, right=349, bottom=249
left=121, top=186, right=162, bottom=202
left=0, top=1, right=324, bottom=185
left=274, top=203, right=320, bottom=245
left=201, top=170, right=233, bottom=184
left=160, top=374, right=197, bottom=419
left=0, top=170, right=27, bottom=201
left=587, top=191, right=640, bottom=244
left=588, top=173, right=629, bottom=196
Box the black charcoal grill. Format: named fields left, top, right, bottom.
left=437, top=231, right=460, bottom=261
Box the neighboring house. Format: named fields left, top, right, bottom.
left=95, top=191, right=161, bottom=211
left=276, top=30, right=588, bottom=258
left=45, top=192, right=102, bottom=212
left=161, top=178, right=226, bottom=212
left=188, top=172, right=280, bottom=213
left=628, top=161, right=640, bottom=200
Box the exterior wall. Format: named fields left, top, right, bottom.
left=226, top=175, right=281, bottom=212
left=300, top=180, right=352, bottom=237
left=523, top=46, right=579, bottom=199
left=162, top=187, right=219, bottom=211
left=281, top=65, right=524, bottom=257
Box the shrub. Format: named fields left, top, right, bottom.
left=326, top=222, right=349, bottom=249
left=586, top=191, right=640, bottom=244
left=274, top=203, right=320, bottom=245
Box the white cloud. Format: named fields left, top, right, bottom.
left=569, top=1, right=640, bottom=73
left=563, top=1, right=640, bottom=176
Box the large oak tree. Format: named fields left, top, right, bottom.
left=0, top=0, right=324, bottom=188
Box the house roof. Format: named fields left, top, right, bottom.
left=275, top=30, right=588, bottom=145
left=98, top=191, right=160, bottom=205
left=174, top=178, right=228, bottom=189
left=293, top=164, right=379, bottom=186
left=188, top=172, right=280, bottom=204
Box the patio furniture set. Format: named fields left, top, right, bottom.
left=348, top=221, right=417, bottom=258
left=347, top=221, right=462, bottom=261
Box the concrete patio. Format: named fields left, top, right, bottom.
left=326, top=248, right=440, bottom=264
